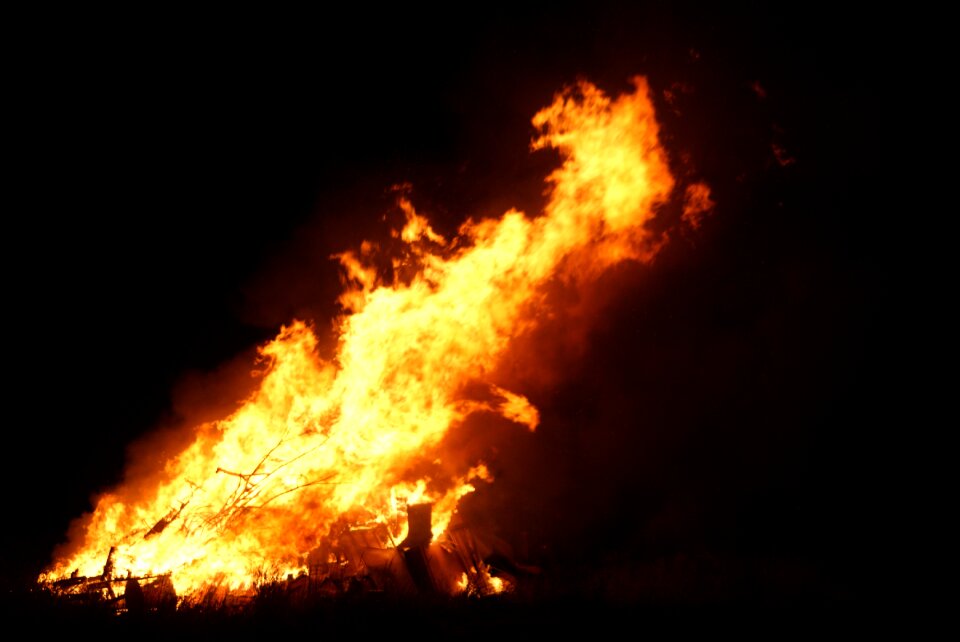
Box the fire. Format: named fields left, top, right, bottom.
left=41, top=77, right=697, bottom=602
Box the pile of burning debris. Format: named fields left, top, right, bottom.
left=35, top=78, right=685, bottom=621
left=41, top=504, right=535, bottom=615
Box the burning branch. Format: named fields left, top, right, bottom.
left=202, top=436, right=334, bottom=533
left=144, top=500, right=190, bottom=539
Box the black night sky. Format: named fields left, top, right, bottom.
left=4, top=4, right=901, bottom=616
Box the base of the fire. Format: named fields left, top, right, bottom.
left=39, top=503, right=537, bottom=616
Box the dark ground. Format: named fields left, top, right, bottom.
left=4, top=2, right=911, bottom=624
left=1, top=589, right=888, bottom=639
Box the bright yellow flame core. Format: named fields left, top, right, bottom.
left=42, top=77, right=676, bottom=598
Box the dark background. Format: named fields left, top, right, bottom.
left=4, top=4, right=901, bottom=608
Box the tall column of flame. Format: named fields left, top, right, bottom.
left=42, top=77, right=682, bottom=597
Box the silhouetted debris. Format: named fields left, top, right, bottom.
left=39, top=501, right=529, bottom=617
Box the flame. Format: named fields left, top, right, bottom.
left=42, top=77, right=682, bottom=599
left=682, top=182, right=714, bottom=230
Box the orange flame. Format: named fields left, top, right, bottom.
left=42, top=77, right=683, bottom=599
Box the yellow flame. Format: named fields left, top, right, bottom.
left=492, top=385, right=540, bottom=432
left=42, top=77, right=678, bottom=599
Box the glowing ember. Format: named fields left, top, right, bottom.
left=40, top=77, right=703, bottom=601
